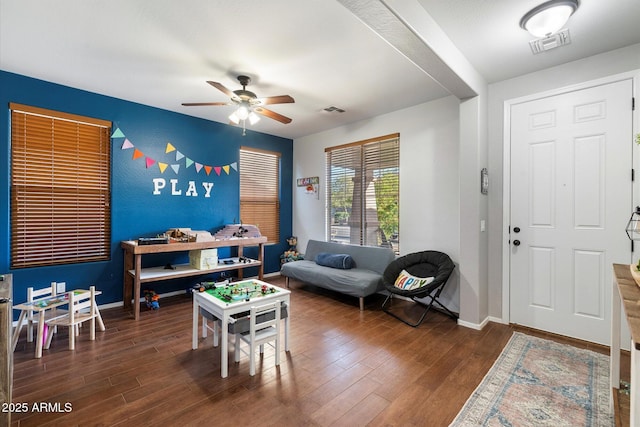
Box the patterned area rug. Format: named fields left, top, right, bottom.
left=450, top=332, right=614, bottom=426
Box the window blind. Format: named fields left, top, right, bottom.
left=325, top=133, right=399, bottom=251
left=239, top=147, right=280, bottom=243
left=10, top=103, right=112, bottom=268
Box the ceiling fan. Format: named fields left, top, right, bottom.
left=182, top=75, right=295, bottom=130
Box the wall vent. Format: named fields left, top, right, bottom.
left=529, top=29, right=571, bottom=54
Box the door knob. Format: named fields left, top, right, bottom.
left=513, top=240, right=521, bottom=246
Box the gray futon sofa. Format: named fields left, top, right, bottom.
left=280, top=239, right=396, bottom=310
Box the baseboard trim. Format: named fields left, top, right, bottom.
left=488, top=316, right=507, bottom=325
left=457, top=315, right=509, bottom=330
left=457, top=317, right=487, bottom=330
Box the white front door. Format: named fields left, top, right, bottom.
left=509, top=79, right=633, bottom=345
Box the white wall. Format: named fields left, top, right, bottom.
left=293, top=95, right=461, bottom=311
left=291, top=42, right=640, bottom=327
left=487, top=43, right=640, bottom=320
left=458, top=92, right=490, bottom=328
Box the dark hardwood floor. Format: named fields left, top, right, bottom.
left=10, top=276, right=630, bottom=427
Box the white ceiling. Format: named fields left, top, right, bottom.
left=1, top=0, right=639, bottom=140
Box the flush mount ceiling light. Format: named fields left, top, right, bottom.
left=520, top=0, right=579, bottom=38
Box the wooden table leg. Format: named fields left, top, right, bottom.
left=95, top=305, right=106, bottom=331
left=237, top=246, right=244, bottom=280
left=123, top=249, right=133, bottom=311
left=35, top=315, right=45, bottom=358
left=11, top=310, right=26, bottom=352
left=258, top=242, right=264, bottom=280
left=134, top=254, right=141, bottom=321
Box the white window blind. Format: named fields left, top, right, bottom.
left=239, top=147, right=280, bottom=242
left=10, top=103, right=111, bottom=268
left=326, top=133, right=399, bottom=252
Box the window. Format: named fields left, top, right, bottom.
left=239, top=147, right=280, bottom=242
left=326, top=133, right=399, bottom=253
left=10, top=103, right=111, bottom=268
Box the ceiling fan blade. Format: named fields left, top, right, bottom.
left=254, top=107, right=292, bottom=124
left=181, top=102, right=231, bottom=106
left=207, top=81, right=235, bottom=98
left=256, top=95, right=295, bottom=105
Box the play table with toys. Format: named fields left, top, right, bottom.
left=191, top=279, right=290, bottom=378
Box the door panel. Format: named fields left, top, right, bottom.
left=510, top=79, right=632, bottom=345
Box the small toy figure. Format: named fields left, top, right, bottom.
left=144, top=289, right=160, bottom=310
left=280, top=236, right=303, bottom=264
left=286, top=236, right=297, bottom=251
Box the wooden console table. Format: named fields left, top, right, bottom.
left=121, top=237, right=267, bottom=320
left=0, top=274, right=12, bottom=427
left=611, top=263, right=640, bottom=427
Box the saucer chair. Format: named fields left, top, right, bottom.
left=381, top=251, right=457, bottom=327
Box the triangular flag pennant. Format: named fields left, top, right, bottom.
left=171, top=164, right=180, bottom=174
left=185, top=158, right=194, bottom=168
left=214, top=166, right=221, bottom=176
left=175, top=151, right=184, bottom=161
left=195, top=163, right=203, bottom=173
left=111, top=128, right=125, bottom=138
left=165, top=142, right=176, bottom=153
left=145, top=157, right=156, bottom=168
left=132, top=149, right=144, bottom=160
left=223, top=165, right=230, bottom=175
left=230, top=162, right=238, bottom=171
left=121, top=139, right=134, bottom=150
left=158, top=162, right=168, bottom=173
left=204, top=166, right=212, bottom=176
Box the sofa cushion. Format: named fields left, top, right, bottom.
left=303, top=240, right=396, bottom=275
left=280, top=260, right=384, bottom=298
left=393, top=269, right=434, bottom=291
left=315, top=252, right=354, bottom=269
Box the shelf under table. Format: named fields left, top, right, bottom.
left=128, top=258, right=261, bottom=283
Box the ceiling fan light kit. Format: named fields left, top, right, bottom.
left=520, top=0, right=579, bottom=38
left=248, top=112, right=260, bottom=125
left=182, top=75, right=294, bottom=135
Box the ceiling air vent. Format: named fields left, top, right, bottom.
left=529, top=29, right=571, bottom=54
left=323, top=106, right=345, bottom=113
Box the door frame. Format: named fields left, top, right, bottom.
left=501, top=71, right=639, bottom=325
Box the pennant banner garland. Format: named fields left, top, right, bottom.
left=111, top=128, right=125, bottom=138
left=132, top=148, right=144, bottom=160
left=111, top=127, right=237, bottom=177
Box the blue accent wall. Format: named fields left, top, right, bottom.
left=0, top=70, right=293, bottom=313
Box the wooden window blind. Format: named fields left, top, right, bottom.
left=239, top=147, right=280, bottom=243
left=10, top=103, right=112, bottom=268
left=325, top=133, right=399, bottom=252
